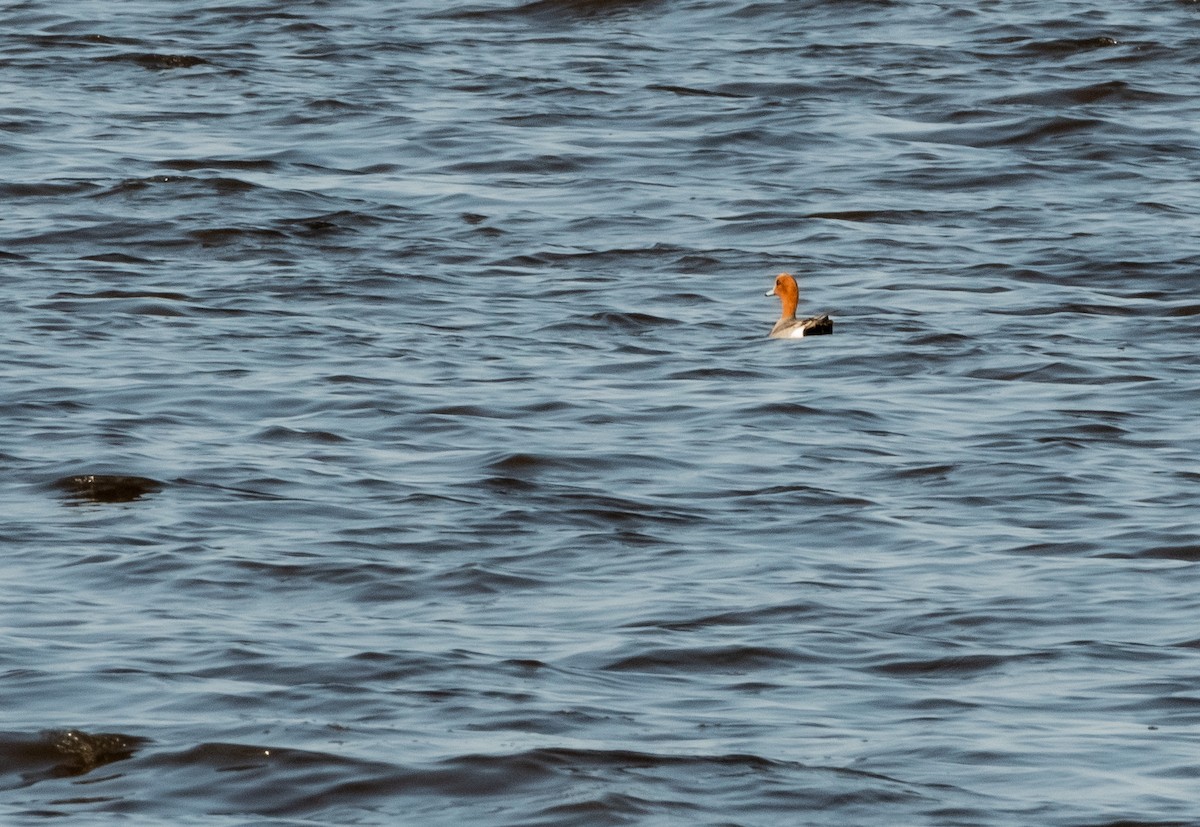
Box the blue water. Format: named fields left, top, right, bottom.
left=3, top=1, right=1200, bottom=824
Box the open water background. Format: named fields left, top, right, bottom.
left=3, top=0, right=1200, bottom=824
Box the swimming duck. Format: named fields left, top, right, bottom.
left=765, top=272, right=832, bottom=338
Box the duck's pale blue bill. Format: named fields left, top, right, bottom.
left=764, top=288, right=775, bottom=297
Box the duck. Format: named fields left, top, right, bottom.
left=765, top=272, right=832, bottom=338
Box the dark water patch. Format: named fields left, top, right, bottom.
left=90, top=175, right=262, bottom=199
left=442, top=154, right=592, bottom=175
left=0, top=730, right=148, bottom=785
left=803, top=209, right=942, bottom=224
left=871, top=652, right=1051, bottom=678
left=667, top=367, right=762, bottom=380
left=1068, top=422, right=1127, bottom=439
left=483, top=475, right=541, bottom=494
left=1103, top=545, right=1200, bottom=562
left=992, top=301, right=1151, bottom=318
left=487, top=452, right=585, bottom=476
left=736, top=401, right=822, bottom=417
left=673, top=255, right=723, bottom=274
left=988, top=79, right=1175, bottom=107
left=646, top=83, right=750, bottom=99
left=1057, top=408, right=1137, bottom=425
left=430, top=400, right=575, bottom=418
left=908, top=331, right=979, bottom=346
left=323, top=373, right=393, bottom=386
left=717, top=483, right=876, bottom=508
left=522, top=791, right=667, bottom=824
left=50, top=474, right=164, bottom=504
left=0, top=180, right=99, bottom=198
left=45, top=297, right=191, bottom=317
left=895, top=168, right=1048, bottom=192
left=136, top=741, right=402, bottom=815
left=1017, top=36, right=1122, bottom=57
left=537, top=313, right=685, bottom=337
left=50, top=289, right=192, bottom=302
left=435, top=564, right=548, bottom=595
left=159, top=157, right=279, bottom=172
left=274, top=210, right=385, bottom=237
left=484, top=451, right=689, bottom=479
left=965, top=361, right=1150, bottom=384
left=604, top=645, right=806, bottom=673
left=431, top=402, right=521, bottom=419
left=624, top=601, right=828, bottom=632
left=78, top=252, right=156, bottom=264
left=226, top=746, right=836, bottom=822
left=304, top=97, right=362, bottom=112
left=206, top=176, right=257, bottom=195
left=714, top=80, right=824, bottom=99
left=1011, top=540, right=1102, bottom=556
left=894, top=115, right=1111, bottom=148
left=1073, top=822, right=1195, bottom=827
left=97, top=53, right=211, bottom=70
left=501, top=658, right=550, bottom=672
left=557, top=492, right=702, bottom=528
left=890, top=463, right=957, bottom=481
left=193, top=648, right=436, bottom=685
left=22, top=33, right=141, bottom=50
left=187, top=226, right=289, bottom=246
left=716, top=208, right=813, bottom=228
left=1138, top=201, right=1191, bottom=216
left=492, top=243, right=693, bottom=270
left=163, top=478, right=296, bottom=502
left=442, top=0, right=665, bottom=23
left=696, top=126, right=803, bottom=151
left=222, top=558, right=424, bottom=600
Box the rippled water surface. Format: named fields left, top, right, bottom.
left=3, top=1, right=1200, bottom=824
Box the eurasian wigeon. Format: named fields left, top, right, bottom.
left=765, top=272, right=833, bottom=338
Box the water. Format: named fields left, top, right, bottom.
left=3, top=1, right=1200, bottom=823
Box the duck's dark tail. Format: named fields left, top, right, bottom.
left=802, top=314, right=833, bottom=336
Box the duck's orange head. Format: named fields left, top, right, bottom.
left=766, top=272, right=799, bottom=316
